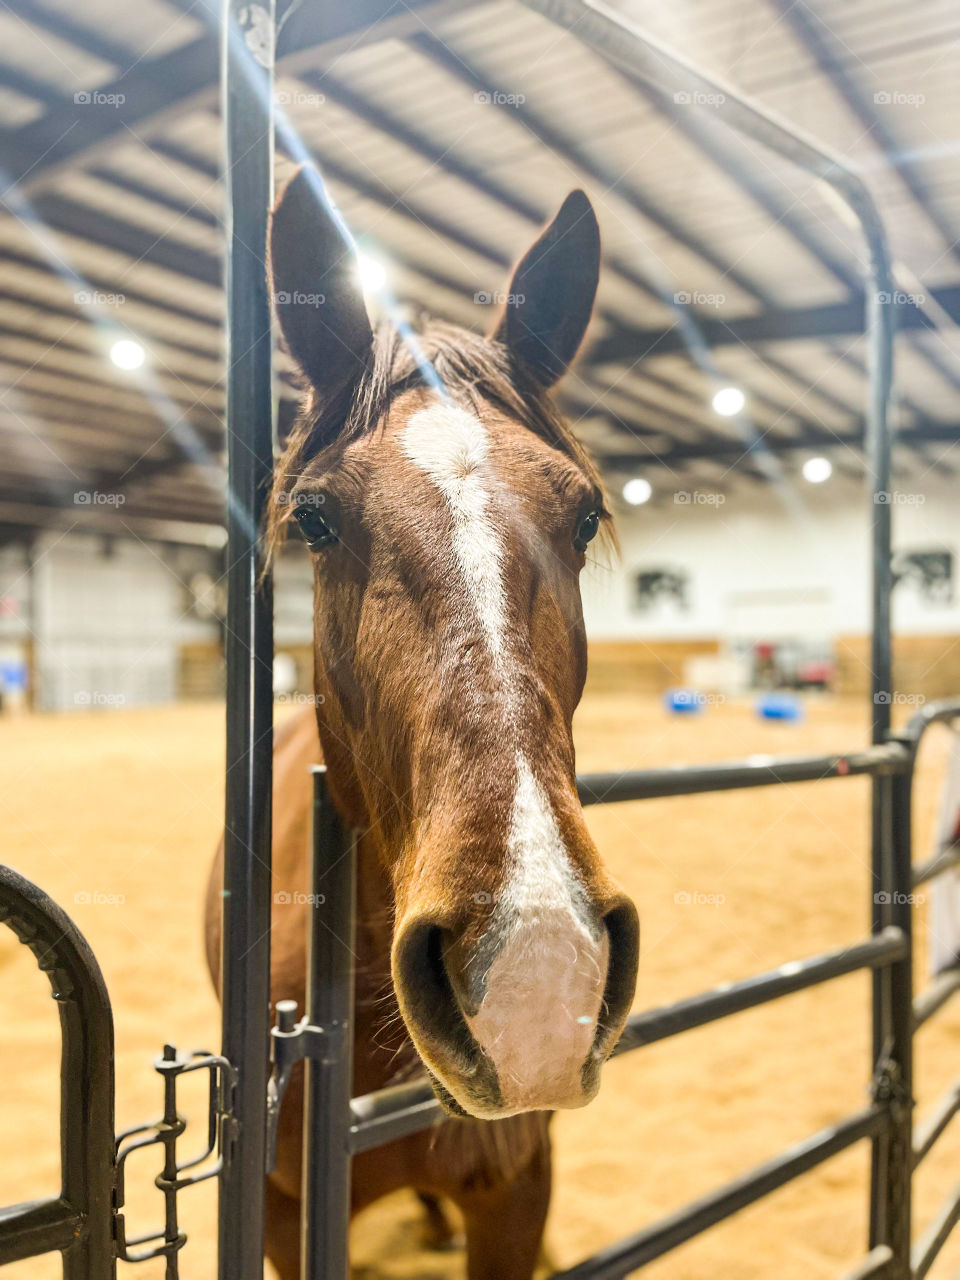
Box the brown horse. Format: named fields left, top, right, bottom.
left=205, top=168, right=639, bottom=1279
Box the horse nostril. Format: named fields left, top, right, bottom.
left=438, top=928, right=490, bottom=1019
left=593, top=899, right=640, bottom=1059
left=393, top=920, right=478, bottom=1078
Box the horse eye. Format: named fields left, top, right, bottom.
left=293, top=506, right=338, bottom=549
left=574, top=510, right=600, bottom=552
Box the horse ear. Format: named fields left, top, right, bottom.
left=269, top=166, right=373, bottom=394
left=490, top=189, right=600, bottom=387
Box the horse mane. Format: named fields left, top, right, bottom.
left=266, top=318, right=608, bottom=559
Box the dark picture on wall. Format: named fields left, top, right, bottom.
left=892, top=548, right=954, bottom=606
left=632, top=567, right=690, bottom=614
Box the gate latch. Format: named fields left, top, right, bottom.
left=266, top=998, right=345, bottom=1172
left=115, top=1046, right=236, bottom=1272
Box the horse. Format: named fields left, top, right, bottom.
left=205, top=167, right=639, bottom=1280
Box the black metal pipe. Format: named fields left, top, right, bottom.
left=577, top=744, right=907, bottom=805
left=0, top=866, right=116, bottom=1277
left=350, top=1083, right=444, bottom=1155
left=301, top=768, right=356, bottom=1280
left=867, top=703, right=960, bottom=1245
left=869, top=771, right=913, bottom=1269
left=900, top=700, right=960, bottom=751
left=914, top=967, right=960, bottom=1029
left=349, top=929, right=907, bottom=1151
left=838, top=1245, right=895, bottom=1280
left=615, top=928, right=907, bottom=1052
left=218, top=2, right=276, bottom=1277
left=549, top=1105, right=888, bottom=1279
left=515, top=0, right=895, bottom=731
left=912, top=1177, right=960, bottom=1280
left=513, top=6, right=899, bottom=1259
left=912, top=840, right=960, bottom=888
left=0, top=1199, right=84, bottom=1262
left=913, top=1079, right=960, bottom=1166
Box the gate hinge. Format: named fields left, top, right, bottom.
left=266, top=999, right=347, bottom=1172
left=870, top=1043, right=913, bottom=1124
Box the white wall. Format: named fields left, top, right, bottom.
left=2, top=472, right=956, bottom=710
left=0, top=534, right=220, bottom=711
left=582, top=477, right=960, bottom=642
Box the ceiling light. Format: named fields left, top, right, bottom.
left=356, top=253, right=387, bottom=293
left=802, top=456, right=832, bottom=484
left=712, top=386, right=745, bottom=417
left=622, top=477, right=652, bottom=506
left=110, top=339, right=145, bottom=370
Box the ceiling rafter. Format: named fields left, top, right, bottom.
left=581, top=51, right=960, bottom=415
left=593, top=287, right=960, bottom=361
left=775, top=0, right=960, bottom=267
left=2, top=0, right=470, bottom=190
left=0, top=0, right=957, bottom=524
left=407, top=31, right=844, bottom=448
left=599, top=415, right=960, bottom=468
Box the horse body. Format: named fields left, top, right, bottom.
left=205, top=169, right=639, bottom=1278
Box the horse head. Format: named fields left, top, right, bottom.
left=268, top=168, right=638, bottom=1118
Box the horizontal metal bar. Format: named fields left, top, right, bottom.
left=550, top=1105, right=888, bottom=1279
left=837, top=1245, right=895, bottom=1280
left=900, top=698, right=960, bottom=751
left=0, top=1197, right=83, bottom=1263
left=913, top=1078, right=960, bottom=1166
left=577, top=744, right=908, bottom=805
left=350, top=1083, right=444, bottom=1155
left=914, top=966, right=960, bottom=1029
left=616, top=929, right=907, bottom=1052
left=912, top=840, right=960, bottom=888
left=912, top=1176, right=960, bottom=1280
left=349, top=930, right=906, bottom=1152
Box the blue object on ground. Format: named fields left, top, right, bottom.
left=663, top=688, right=705, bottom=714
left=756, top=693, right=804, bottom=722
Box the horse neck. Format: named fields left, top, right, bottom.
left=313, top=705, right=421, bottom=1080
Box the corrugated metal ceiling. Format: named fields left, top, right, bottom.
left=0, top=0, right=957, bottom=530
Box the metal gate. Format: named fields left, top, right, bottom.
left=288, top=699, right=960, bottom=1280
left=2, top=2, right=960, bottom=1279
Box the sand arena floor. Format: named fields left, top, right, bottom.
left=2, top=691, right=960, bottom=1279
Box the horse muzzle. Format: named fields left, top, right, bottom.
left=392, top=894, right=638, bottom=1117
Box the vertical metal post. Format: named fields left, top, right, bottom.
left=889, top=771, right=914, bottom=1270
left=302, top=767, right=356, bottom=1280
left=513, top=0, right=897, bottom=725
left=512, top=4, right=902, bottom=1245
left=865, top=224, right=898, bottom=1262
left=865, top=279, right=895, bottom=742
left=219, top=3, right=276, bottom=1278
left=868, top=765, right=914, bottom=1271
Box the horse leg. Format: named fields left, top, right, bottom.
left=264, top=1176, right=301, bottom=1280
left=457, top=1141, right=552, bottom=1280
left=415, top=1190, right=463, bottom=1251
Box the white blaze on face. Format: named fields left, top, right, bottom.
left=403, top=402, right=608, bottom=1111
left=467, top=754, right=609, bottom=1112
left=402, top=403, right=508, bottom=665
left=506, top=755, right=586, bottom=914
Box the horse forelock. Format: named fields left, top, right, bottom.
left=265, top=318, right=609, bottom=562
